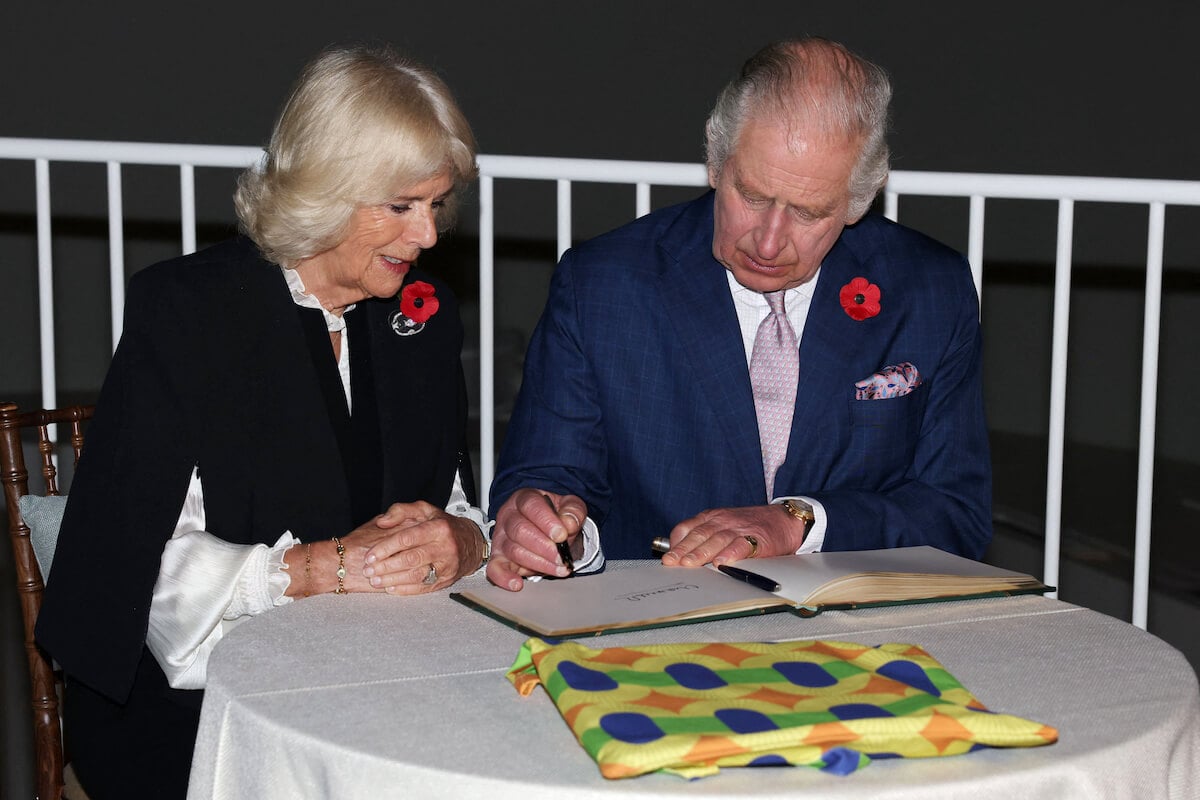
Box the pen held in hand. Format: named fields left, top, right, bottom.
left=716, top=564, right=781, bottom=593
left=542, top=493, right=575, bottom=575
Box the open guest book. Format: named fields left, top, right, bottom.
left=452, top=546, right=1052, bottom=638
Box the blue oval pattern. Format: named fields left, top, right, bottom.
left=714, top=708, right=780, bottom=734
left=830, top=703, right=893, bottom=721
left=558, top=661, right=619, bottom=692
left=600, top=712, right=666, bottom=744
left=749, top=754, right=790, bottom=767
left=664, top=662, right=728, bottom=690
left=877, top=660, right=940, bottom=695
left=772, top=660, right=838, bottom=687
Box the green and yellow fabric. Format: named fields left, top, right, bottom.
left=508, top=638, right=1057, bottom=779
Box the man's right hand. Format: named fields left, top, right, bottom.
left=487, top=488, right=588, bottom=591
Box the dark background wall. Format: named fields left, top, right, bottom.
left=2, top=2, right=1199, bottom=795
left=4, top=2, right=1196, bottom=176
left=3, top=0, right=1197, bottom=449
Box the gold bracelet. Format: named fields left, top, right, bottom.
left=304, top=543, right=313, bottom=597
left=332, top=537, right=347, bottom=595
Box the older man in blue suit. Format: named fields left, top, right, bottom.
left=486, top=37, right=991, bottom=590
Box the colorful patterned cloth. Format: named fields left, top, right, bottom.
left=507, top=638, right=1057, bottom=779
left=855, top=361, right=921, bottom=400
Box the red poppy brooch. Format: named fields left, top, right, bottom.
left=389, top=280, right=440, bottom=336
left=839, top=276, right=881, bottom=321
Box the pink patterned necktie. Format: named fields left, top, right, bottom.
left=749, top=290, right=799, bottom=498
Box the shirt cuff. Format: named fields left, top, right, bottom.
left=573, top=516, right=605, bottom=573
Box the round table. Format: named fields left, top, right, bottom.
left=188, top=565, right=1200, bottom=799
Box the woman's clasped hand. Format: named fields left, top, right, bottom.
left=353, top=501, right=490, bottom=593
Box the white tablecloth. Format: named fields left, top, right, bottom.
left=189, top=564, right=1200, bottom=799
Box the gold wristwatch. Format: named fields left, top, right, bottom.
left=476, top=526, right=492, bottom=567
left=781, top=498, right=816, bottom=539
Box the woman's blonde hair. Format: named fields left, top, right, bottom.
left=236, top=45, right=478, bottom=265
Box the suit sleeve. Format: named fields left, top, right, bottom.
left=489, top=252, right=613, bottom=523
left=806, top=266, right=992, bottom=559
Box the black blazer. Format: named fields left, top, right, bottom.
left=37, top=237, right=474, bottom=705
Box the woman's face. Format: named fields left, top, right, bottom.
left=299, top=170, right=454, bottom=311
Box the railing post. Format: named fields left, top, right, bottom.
left=181, top=164, right=197, bottom=255
left=107, top=161, right=126, bottom=351
left=1043, top=199, right=1075, bottom=598
left=478, top=175, right=496, bottom=509
left=35, top=159, right=57, bottom=415
left=1132, top=203, right=1166, bottom=630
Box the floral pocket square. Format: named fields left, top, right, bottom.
left=855, top=362, right=921, bottom=400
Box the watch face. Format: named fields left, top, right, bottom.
left=784, top=499, right=815, bottom=523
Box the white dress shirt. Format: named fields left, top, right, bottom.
left=146, top=268, right=490, bottom=690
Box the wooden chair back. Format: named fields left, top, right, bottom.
left=1, top=401, right=93, bottom=800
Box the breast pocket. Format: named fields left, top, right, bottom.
left=844, top=385, right=927, bottom=489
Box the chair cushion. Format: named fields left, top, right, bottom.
left=17, top=494, right=68, bottom=581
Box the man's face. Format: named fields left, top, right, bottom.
left=710, top=117, right=860, bottom=293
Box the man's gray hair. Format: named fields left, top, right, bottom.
left=705, top=38, right=892, bottom=221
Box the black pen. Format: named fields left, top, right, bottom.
left=542, top=494, right=575, bottom=575
left=716, top=564, right=780, bottom=593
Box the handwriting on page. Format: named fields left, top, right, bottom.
left=618, top=583, right=702, bottom=602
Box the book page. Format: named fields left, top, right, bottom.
left=746, top=546, right=1042, bottom=607
left=453, top=563, right=784, bottom=637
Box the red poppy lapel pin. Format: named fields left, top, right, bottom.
left=389, top=280, right=440, bottom=336
left=839, top=276, right=881, bottom=321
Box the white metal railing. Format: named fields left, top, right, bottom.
left=3, top=137, right=1199, bottom=631
left=883, top=172, right=1200, bottom=629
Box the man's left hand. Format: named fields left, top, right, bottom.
left=660, top=505, right=807, bottom=567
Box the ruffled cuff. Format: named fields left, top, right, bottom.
left=224, top=531, right=297, bottom=619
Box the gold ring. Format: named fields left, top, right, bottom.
left=421, top=564, right=438, bottom=585
left=743, top=535, right=759, bottom=559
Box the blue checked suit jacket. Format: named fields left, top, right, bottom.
left=491, top=192, right=991, bottom=560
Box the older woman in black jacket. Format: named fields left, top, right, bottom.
left=37, top=44, right=487, bottom=798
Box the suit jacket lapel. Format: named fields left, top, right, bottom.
left=656, top=196, right=764, bottom=498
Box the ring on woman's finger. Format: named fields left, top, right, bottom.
left=743, top=535, right=759, bottom=559
left=422, top=564, right=438, bottom=585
